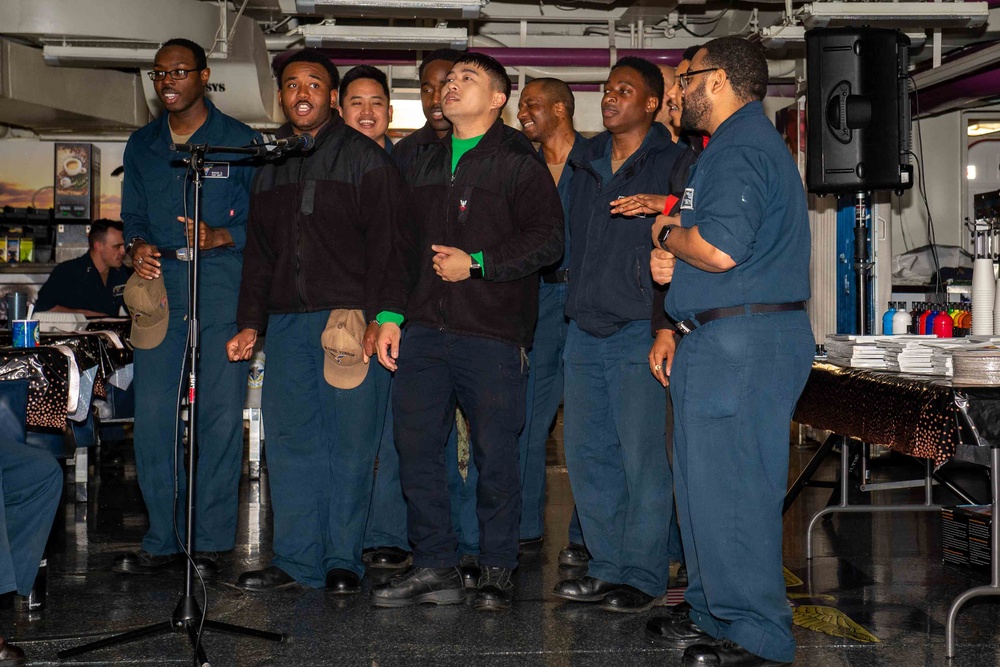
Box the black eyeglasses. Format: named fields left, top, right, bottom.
left=678, top=67, right=720, bottom=90
left=147, top=68, right=203, bottom=82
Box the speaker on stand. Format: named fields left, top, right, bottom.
left=806, top=27, right=914, bottom=335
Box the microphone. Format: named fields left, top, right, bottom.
left=272, top=134, right=316, bottom=152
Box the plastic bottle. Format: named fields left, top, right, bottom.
left=907, top=303, right=921, bottom=334
left=882, top=302, right=896, bottom=335
left=933, top=308, right=954, bottom=338
left=893, top=302, right=912, bottom=335
left=919, top=304, right=934, bottom=335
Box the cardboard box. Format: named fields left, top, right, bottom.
left=6, top=238, right=18, bottom=264
left=943, top=505, right=993, bottom=571
left=18, top=238, right=33, bottom=263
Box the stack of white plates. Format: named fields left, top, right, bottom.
left=972, top=258, right=996, bottom=335
left=953, top=348, right=1000, bottom=385
left=878, top=339, right=936, bottom=374
left=826, top=334, right=932, bottom=370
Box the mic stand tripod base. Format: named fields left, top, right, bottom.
left=56, top=577, right=285, bottom=665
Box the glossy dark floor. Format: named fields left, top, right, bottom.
left=4, top=423, right=1000, bottom=666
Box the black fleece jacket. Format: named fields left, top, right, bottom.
left=237, top=114, right=402, bottom=331
left=380, top=118, right=564, bottom=348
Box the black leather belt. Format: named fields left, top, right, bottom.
left=159, top=247, right=192, bottom=261
left=159, top=247, right=230, bottom=262
left=675, top=301, right=806, bottom=335
left=541, top=268, right=569, bottom=284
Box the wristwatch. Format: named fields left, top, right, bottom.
left=656, top=224, right=674, bottom=251
left=469, top=259, right=484, bottom=280
left=125, top=236, right=146, bottom=257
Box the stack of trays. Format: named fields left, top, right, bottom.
left=952, top=348, right=1000, bottom=385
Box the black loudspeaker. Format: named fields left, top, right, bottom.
left=806, top=28, right=913, bottom=194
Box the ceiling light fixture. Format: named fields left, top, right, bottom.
left=296, top=0, right=486, bottom=19
left=298, top=24, right=468, bottom=50
left=756, top=24, right=926, bottom=49
left=797, top=1, right=988, bottom=29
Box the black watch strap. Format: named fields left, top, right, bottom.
left=469, top=261, right=484, bottom=280
left=657, top=224, right=673, bottom=250
left=126, top=236, right=146, bottom=256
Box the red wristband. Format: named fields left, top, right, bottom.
left=663, top=195, right=679, bottom=215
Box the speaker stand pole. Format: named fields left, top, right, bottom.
left=853, top=191, right=873, bottom=335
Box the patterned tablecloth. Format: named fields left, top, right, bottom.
left=0, top=324, right=134, bottom=430
left=793, top=362, right=1000, bottom=466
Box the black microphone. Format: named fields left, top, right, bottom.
left=273, top=134, right=316, bottom=152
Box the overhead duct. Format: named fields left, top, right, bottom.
left=0, top=0, right=219, bottom=48
left=0, top=38, right=148, bottom=133
left=0, top=0, right=280, bottom=131
left=910, top=43, right=1000, bottom=117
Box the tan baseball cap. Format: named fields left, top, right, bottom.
left=124, top=273, right=169, bottom=350
left=321, top=309, right=369, bottom=389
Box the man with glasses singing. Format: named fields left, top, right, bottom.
left=115, top=37, right=259, bottom=580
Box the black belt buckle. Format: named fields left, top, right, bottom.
left=161, top=247, right=192, bottom=262
left=676, top=319, right=696, bottom=335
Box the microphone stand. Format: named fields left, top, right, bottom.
left=59, top=143, right=284, bottom=666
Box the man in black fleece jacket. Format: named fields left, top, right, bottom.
left=372, top=53, right=563, bottom=612
left=226, top=50, right=402, bottom=594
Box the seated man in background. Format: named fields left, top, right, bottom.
left=0, top=434, right=64, bottom=663
left=34, top=219, right=130, bottom=317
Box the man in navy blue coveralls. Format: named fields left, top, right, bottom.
left=514, top=77, right=587, bottom=558
left=117, top=38, right=258, bottom=578
left=555, top=57, right=683, bottom=613
left=651, top=37, right=813, bottom=667
left=0, top=433, right=62, bottom=663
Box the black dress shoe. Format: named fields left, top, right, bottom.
left=112, top=550, right=182, bottom=575
left=683, top=639, right=791, bottom=666
left=0, top=636, right=25, bottom=666
left=552, top=576, right=621, bottom=602
left=600, top=585, right=667, bottom=613
left=473, top=565, right=514, bottom=611
left=370, top=566, right=466, bottom=608
left=236, top=566, right=299, bottom=591
left=518, top=536, right=544, bottom=557
left=644, top=614, right=715, bottom=648
left=193, top=552, right=220, bottom=581
left=558, top=543, right=590, bottom=567
left=667, top=600, right=693, bottom=620
left=326, top=568, right=361, bottom=594
left=368, top=546, right=411, bottom=569
left=459, top=554, right=480, bottom=589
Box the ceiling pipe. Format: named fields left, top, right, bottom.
left=913, top=68, right=1000, bottom=118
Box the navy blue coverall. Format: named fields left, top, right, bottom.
left=666, top=101, right=814, bottom=663
left=122, top=99, right=258, bottom=556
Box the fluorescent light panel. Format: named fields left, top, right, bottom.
left=297, top=0, right=484, bottom=18
left=300, top=24, right=468, bottom=49
left=757, top=24, right=925, bottom=49
left=798, top=2, right=989, bottom=29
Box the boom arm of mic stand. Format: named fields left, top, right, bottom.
left=170, top=142, right=272, bottom=157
